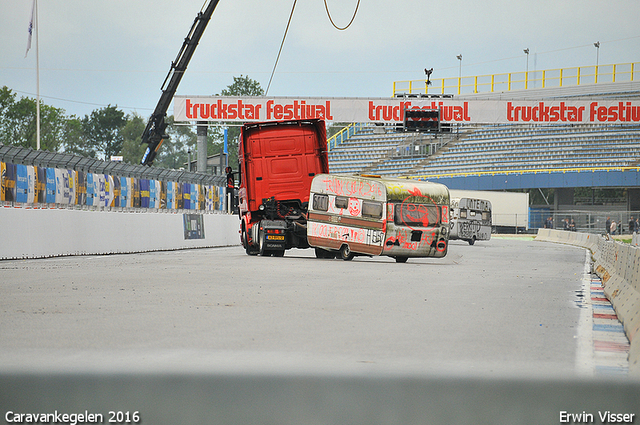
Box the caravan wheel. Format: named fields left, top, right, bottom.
left=339, top=244, right=354, bottom=261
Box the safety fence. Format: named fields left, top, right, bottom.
left=0, top=145, right=228, bottom=213
left=530, top=209, right=640, bottom=234
left=327, top=122, right=363, bottom=152
left=536, top=228, right=640, bottom=375
left=393, top=61, right=639, bottom=96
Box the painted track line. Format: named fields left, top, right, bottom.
left=575, top=250, right=630, bottom=375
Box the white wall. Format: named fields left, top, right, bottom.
left=0, top=207, right=240, bottom=260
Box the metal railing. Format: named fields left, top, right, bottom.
left=411, top=164, right=640, bottom=181
left=393, top=62, right=639, bottom=96
left=327, top=123, right=363, bottom=152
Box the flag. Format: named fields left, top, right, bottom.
left=25, top=0, right=35, bottom=57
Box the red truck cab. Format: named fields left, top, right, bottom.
left=238, top=119, right=329, bottom=256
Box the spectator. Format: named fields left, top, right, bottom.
left=570, top=218, right=576, bottom=231
left=636, top=218, right=639, bottom=234
left=606, top=217, right=611, bottom=234
left=630, top=217, right=635, bottom=235
left=610, top=220, right=617, bottom=236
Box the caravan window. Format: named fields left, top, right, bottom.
left=313, top=193, right=328, bottom=211
left=362, top=201, right=382, bottom=219
left=335, top=196, right=348, bottom=209
left=394, top=203, right=439, bottom=227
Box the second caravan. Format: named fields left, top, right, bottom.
left=307, top=174, right=450, bottom=262
left=449, top=197, right=492, bottom=245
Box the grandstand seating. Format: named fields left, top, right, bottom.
left=327, top=123, right=640, bottom=177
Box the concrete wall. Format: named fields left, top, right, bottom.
left=536, top=228, right=640, bottom=376
left=0, top=207, right=240, bottom=260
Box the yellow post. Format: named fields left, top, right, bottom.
left=491, top=74, right=495, bottom=92
left=595, top=65, right=598, bottom=84
left=559, top=69, right=563, bottom=87
left=577, top=67, right=581, bottom=86
left=613, top=64, right=616, bottom=83
left=508, top=73, right=511, bottom=91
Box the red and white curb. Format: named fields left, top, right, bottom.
left=576, top=251, right=630, bottom=375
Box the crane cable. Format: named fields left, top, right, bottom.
left=265, top=0, right=361, bottom=95
left=265, top=0, right=297, bottom=96
left=324, top=0, right=361, bottom=31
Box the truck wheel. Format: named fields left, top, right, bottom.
left=242, top=227, right=258, bottom=256
left=273, top=250, right=285, bottom=257
left=395, top=256, right=408, bottom=263
left=259, top=229, right=268, bottom=256
left=468, top=236, right=476, bottom=246
left=339, top=244, right=354, bottom=261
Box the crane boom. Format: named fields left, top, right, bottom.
left=141, top=0, right=221, bottom=166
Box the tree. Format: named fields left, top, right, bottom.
left=119, top=113, right=147, bottom=165
left=0, top=86, right=66, bottom=152
left=60, top=116, right=87, bottom=156
left=220, top=75, right=264, bottom=98
left=215, top=75, right=265, bottom=167
left=83, top=105, right=126, bottom=160
left=156, top=116, right=196, bottom=170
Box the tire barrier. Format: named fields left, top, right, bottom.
left=536, top=228, right=640, bottom=376
left=1, top=161, right=226, bottom=211
left=1, top=147, right=240, bottom=259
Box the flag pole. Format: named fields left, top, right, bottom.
left=35, top=0, right=40, bottom=150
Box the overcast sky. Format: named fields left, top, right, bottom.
left=2, top=0, right=639, bottom=119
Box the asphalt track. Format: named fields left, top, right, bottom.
left=0, top=236, right=593, bottom=377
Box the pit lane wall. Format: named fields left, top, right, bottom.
left=0, top=207, right=240, bottom=259
left=536, top=228, right=640, bottom=375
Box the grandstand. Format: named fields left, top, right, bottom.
left=327, top=62, right=640, bottom=181
left=327, top=122, right=640, bottom=177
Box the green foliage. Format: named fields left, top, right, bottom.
left=0, top=76, right=264, bottom=172
left=0, top=86, right=66, bottom=152
left=220, top=75, right=264, bottom=97
left=82, top=105, right=126, bottom=160
left=156, top=116, right=196, bottom=169
left=216, top=75, right=265, bottom=168
left=120, top=113, right=147, bottom=165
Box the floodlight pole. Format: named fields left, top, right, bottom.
left=524, top=48, right=529, bottom=89
left=594, top=41, right=600, bottom=83
left=456, top=54, right=463, bottom=95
